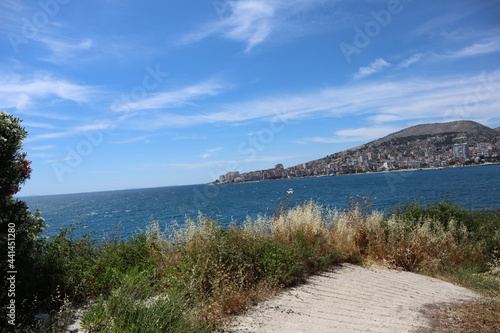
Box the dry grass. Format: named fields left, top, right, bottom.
left=421, top=300, right=500, bottom=333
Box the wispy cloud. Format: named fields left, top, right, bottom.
left=0, top=72, right=95, bottom=110
left=111, top=79, right=230, bottom=112
left=110, top=136, right=150, bottom=145
left=413, top=12, right=473, bottom=39
left=29, top=145, right=55, bottom=151
left=26, top=122, right=113, bottom=142
left=39, top=36, right=93, bottom=63
left=22, top=121, right=55, bottom=129
left=353, top=58, right=390, bottom=79
left=297, top=126, right=401, bottom=144
left=220, top=0, right=275, bottom=52
left=398, top=53, right=424, bottom=68
left=0, top=1, right=30, bottom=34
left=180, top=0, right=275, bottom=51
left=198, top=147, right=223, bottom=159
left=394, top=38, right=500, bottom=69
left=446, top=39, right=500, bottom=58
left=180, top=0, right=333, bottom=52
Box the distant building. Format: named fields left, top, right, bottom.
left=379, top=162, right=393, bottom=171
left=225, top=171, right=240, bottom=182
left=453, top=143, right=470, bottom=159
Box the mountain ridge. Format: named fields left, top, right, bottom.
left=371, top=120, right=498, bottom=145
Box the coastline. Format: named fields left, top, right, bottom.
left=209, top=162, right=499, bottom=185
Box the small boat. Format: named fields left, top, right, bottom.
left=286, top=188, right=294, bottom=195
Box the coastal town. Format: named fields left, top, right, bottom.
left=216, top=122, right=500, bottom=183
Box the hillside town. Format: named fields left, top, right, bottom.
left=216, top=127, right=500, bottom=184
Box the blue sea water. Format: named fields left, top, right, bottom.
left=23, top=165, right=500, bottom=239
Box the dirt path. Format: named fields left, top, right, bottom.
left=220, top=264, right=480, bottom=333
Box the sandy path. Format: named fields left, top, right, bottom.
left=220, top=264, right=479, bottom=333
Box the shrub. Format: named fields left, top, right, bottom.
left=35, top=228, right=96, bottom=309
left=86, top=233, right=157, bottom=295
left=258, top=240, right=302, bottom=285
left=81, top=268, right=203, bottom=333
left=0, top=112, right=46, bottom=328
left=392, top=200, right=500, bottom=262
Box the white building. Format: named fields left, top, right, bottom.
left=453, top=143, right=470, bottom=159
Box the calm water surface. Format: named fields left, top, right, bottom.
left=23, top=165, right=500, bottom=239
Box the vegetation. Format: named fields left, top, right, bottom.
left=1, top=112, right=46, bottom=329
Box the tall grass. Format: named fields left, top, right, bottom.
left=22, top=199, right=499, bottom=332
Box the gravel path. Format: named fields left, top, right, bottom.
left=220, top=264, right=480, bottom=333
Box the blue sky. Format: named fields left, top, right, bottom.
left=2, top=0, right=499, bottom=196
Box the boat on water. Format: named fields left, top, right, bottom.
left=286, top=188, right=294, bottom=195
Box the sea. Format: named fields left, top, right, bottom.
left=23, top=164, right=500, bottom=239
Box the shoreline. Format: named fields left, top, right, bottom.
left=210, top=162, right=500, bottom=185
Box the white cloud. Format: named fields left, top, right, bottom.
left=368, top=114, right=402, bottom=123
left=222, top=1, right=275, bottom=52
left=23, top=121, right=55, bottom=129
left=180, top=0, right=275, bottom=51
left=448, top=39, right=500, bottom=58
left=0, top=72, right=94, bottom=110
left=40, top=37, right=93, bottom=63
left=26, top=122, right=113, bottom=142
left=111, top=80, right=230, bottom=112
left=353, top=58, right=390, bottom=79
left=394, top=37, right=500, bottom=70
left=198, top=147, right=223, bottom=159
left=297, top=126, right=401, bottom=144
left=0, top=1, right=29, bottom=34
left=398, top=53, right=424, bottom=68
left=110, top=136, right=150, bottom=145
left=335, top=126, right=401, bottom=142
left=29, top=145, right=55, bottom=151
left=181, top=0, right=332, bottom=51
left=428, top=38, right=500, bottom=62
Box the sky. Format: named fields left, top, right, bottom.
left=1, top=0, right=499, bottom=196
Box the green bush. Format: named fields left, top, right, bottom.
left=86, top=234, right=157, bottom=294
left=82, top=268, right=203, bottom=333
left=0, top=112, right=47, bottom=328
left=258, top=240, right=302, bottom=286
left=33, top=228, right=96, bottom=311
left=392, top=200, right=500, bottom=260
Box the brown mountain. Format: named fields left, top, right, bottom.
left=373, top=120, right=499, bottom=144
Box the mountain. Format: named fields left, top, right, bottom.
left=372, top=121, right=499, bottom=144
left=217, top=120, right=500, bottom=183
